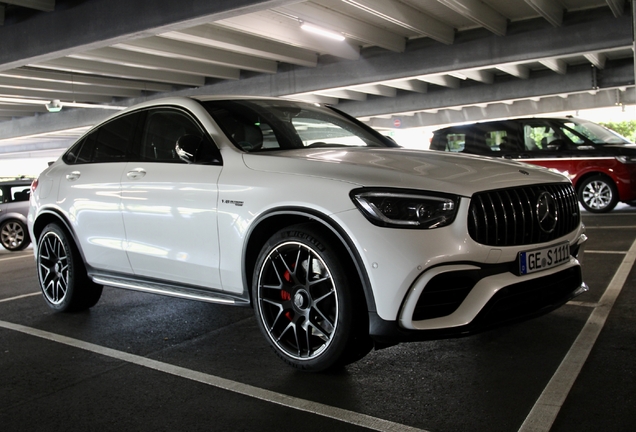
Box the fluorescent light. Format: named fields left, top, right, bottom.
left=300, top=21, right=345, bottom=41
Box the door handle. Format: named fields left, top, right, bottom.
left=66, top=171, right=81, bottom=181
left=127, top=168, right=147, bottom=179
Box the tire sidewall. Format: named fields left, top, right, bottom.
left=252, top=225, right=354, bottom=371
left=37, top=224, right=81, bottom=312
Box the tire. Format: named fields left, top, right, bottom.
left=36, top=223, right=103, bottom=312
left=0, top=219, right=31, bottom=251
left=253, top=224, right=371, bottom=371
left=578, top=175, right=618, bottom=213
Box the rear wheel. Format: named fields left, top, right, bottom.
left=253, top=224, right=371, bottom=371
left=578, top=175, right=618, bottom=213
left=37, top=223, right=103, bottom=312
left=0, top=220, right=30, bottom=251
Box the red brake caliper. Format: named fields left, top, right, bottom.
left=282, top=269, right=293, bottom=320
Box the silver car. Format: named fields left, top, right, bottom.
left=0, top=178, right=32, bottom=251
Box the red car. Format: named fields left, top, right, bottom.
left=430, top=117, right=636, bottom=212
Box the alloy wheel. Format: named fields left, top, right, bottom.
left=38, top=231, right=70, bottom=305
left=256, top=241, right=339, bottom=361
left=581, top=179, right=613, bottom=211
left=1, top=221, right=26, bottom=250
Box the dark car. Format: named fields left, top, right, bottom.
left=430, top=117, right=636, bottom=212
left=0, top=177, right=32, bottom=251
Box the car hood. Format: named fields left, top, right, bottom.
left=243, top=148, right=568, bottom=196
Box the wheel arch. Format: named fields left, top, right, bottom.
left=32, top=209, right=87, bottom=262
left=573, top=170, right=617, bottom=193
left=242, top=208, right=375, bottom=313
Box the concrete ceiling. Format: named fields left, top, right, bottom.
left=0, top=0, right=633, bottom=154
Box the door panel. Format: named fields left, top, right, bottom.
left=55, top=162, right=131, bottom=273
left=121, top=162, right=222, bottom=288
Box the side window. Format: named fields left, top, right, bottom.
left=0, top=187, right=4, bottom=203
left=483, top=130, right=516, bottom=152
left=63, top=112, right=140, bottom=164
left=142, top=108, right=220, bottom=164
left=10, top=186, right=30, bottom=202
left=431, top=132, right=465, bottom=152
left=523, top=124, right=557, bottom=151
left=447, top=133, right=465, bottom=152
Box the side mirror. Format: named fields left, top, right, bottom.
left=175, top=134, right=203, bottom=164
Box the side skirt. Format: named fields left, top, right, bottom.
left=90, top=273, right=251, bottom=307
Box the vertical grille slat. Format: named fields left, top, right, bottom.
left=468, top=183, right=580, bottom=247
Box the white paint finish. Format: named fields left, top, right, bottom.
left=51, top=161, right=132, bottom=273
left=121, top=162, right=223, bottom=288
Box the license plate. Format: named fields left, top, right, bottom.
left=519, top=242, right=570, bottom=275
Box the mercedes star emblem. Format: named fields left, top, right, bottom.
left=536, top=191, right=558, bottom=233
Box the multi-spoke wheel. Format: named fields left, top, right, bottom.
left=37, top=223, right=103, bottom=312
left=253, top=225, right=371, bottom=371
left=578, top=175, right=618, bottom=213
left=0, top=220, right=30, bottom=251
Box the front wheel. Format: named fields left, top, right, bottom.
left=37, top=223, right=103, bottom=312
left=0, top=220, right=30, bottom=251
left=578, top=175, right=618, bottom=213
left=253, top=225, right=370, bottom=371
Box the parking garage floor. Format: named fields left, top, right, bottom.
left=1, top=206, right=634, bottom=432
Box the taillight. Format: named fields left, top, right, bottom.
left=31, top=178, right=39, bottom=192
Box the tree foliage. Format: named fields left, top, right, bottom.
left=599, top=120, right=636, bottom=142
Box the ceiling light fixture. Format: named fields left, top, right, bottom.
left=46, top=99, right=63, bottom=113
left=299, top=21, right=345, bottom=41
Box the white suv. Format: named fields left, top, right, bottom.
left=28, top=97, right=588, bottom=371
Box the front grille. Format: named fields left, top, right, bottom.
left=468, top=183, right=579, bottom=247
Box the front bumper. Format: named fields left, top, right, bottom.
left=369, top=233, right=587, bottom=344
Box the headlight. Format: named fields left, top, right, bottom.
left=350, top=189, right=459, bottom=229
left=616, top=155, right=636, bottom=164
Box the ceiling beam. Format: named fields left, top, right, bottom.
left=0, top=87, right=116, bottom=103
left=277, top=2, right=406, bottom=52
left=524, top=0, right=564, bottom=26
left=585, top=52, right=607, bottom=69
left=70, top=47, right=241, bottom=79
left=606, top=0, right=625, bottom=17
left=162, top=25, right=318, bottom=68
left=341, top=0, right=454, bottom=45
left=539, top=58, right=567, bottom=74
left=497, top=64, right=530, bottom=79
left=0, top=67, right=173, bottom=92
left=0, top=0, right=298, bottom=71
left=336, top=60, right=634, bottom=119
left=436, top=0, right=508, bottom=36
left=217, top=11, right=361, bottom=60
left=34, top=57, right=205, bottom=87
left=0, top=75, right=142, bottom=98
left=3, top=0, right=55, bottom=12
left=114, top=36, right=277, bottom=74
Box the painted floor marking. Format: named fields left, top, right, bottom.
left=585, top=250, right=627, bottom=254
left=0, top=292, right=40, bottom=303
left=518, top=236, right=636, bottom=432
left=584, top=226, right=636, bottom=229
left=0, top=253, right=34, bottom=262
left=0, top=319, right=427, bottom=432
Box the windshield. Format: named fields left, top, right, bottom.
left=561, top=119, right=630, bottom=145
left=201, top=99, right=397, bottom=152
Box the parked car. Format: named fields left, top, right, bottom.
left=0, top=177, right=32, bottom=251
left=29, top=97, right=587, bottom=371
left=429, top=117, right=636, bottom=213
